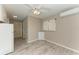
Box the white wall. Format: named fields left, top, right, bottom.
left=45, top=14, right=79, bottom=52
left=0, top=5, right=9, bottom=23
left=23, top=16, right=42, bottom=43
left=23, top=17, right=28, bottom=40
left=27, top=16, right=42, bottom=43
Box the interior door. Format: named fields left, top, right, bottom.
left=0, top=24, right=14, bottom=55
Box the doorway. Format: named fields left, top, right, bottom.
left=13, top=20, right=26, bottom=51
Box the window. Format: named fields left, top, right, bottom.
left=43, top=18, right=56, bottom=31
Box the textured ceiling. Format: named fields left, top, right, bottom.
left=4, top=4, right=79, bottom=20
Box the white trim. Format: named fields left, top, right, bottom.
left=27, top=40, right=37, bottom=43
left=46, top=40, right=79, bottom=54
left=37, top=39, right=45, bottom=40
left=27, top=39, right=45, bottom=43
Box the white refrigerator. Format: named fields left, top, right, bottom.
left=0, top=24, right=14, bottom=55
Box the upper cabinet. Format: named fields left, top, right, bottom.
left=0, top=5, right=9, bottom=23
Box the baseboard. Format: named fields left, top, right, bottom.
left=27, top=40, right=37, bottom=43
left=27, top=39, right=45, bottom=43
left=37, top=39, right=45, bottom=40
left=46, top=40, right=79, bottom=54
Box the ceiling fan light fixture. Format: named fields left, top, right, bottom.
left=32, top=8, right=40, bottom=15
left=33, top=10, right=40, bottom=15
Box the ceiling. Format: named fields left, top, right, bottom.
left=4, top=4, right=79, bottom=20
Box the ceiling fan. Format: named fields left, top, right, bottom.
left=32, top=8, right=40, bottom=15
left=24, top=4, right=50, bottom=16
left=24, top=4, right=41, bottom=15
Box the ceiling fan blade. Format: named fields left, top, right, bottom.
left=24, top=4, right=33, bottom=9
left=39, top=4, right=51, bottom=11
left=43, top=7, right=52, bottom=11
left=36, top=4, right=42, bottom=9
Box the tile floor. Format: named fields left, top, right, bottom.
left=8, top=39, right=78, bottom=55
